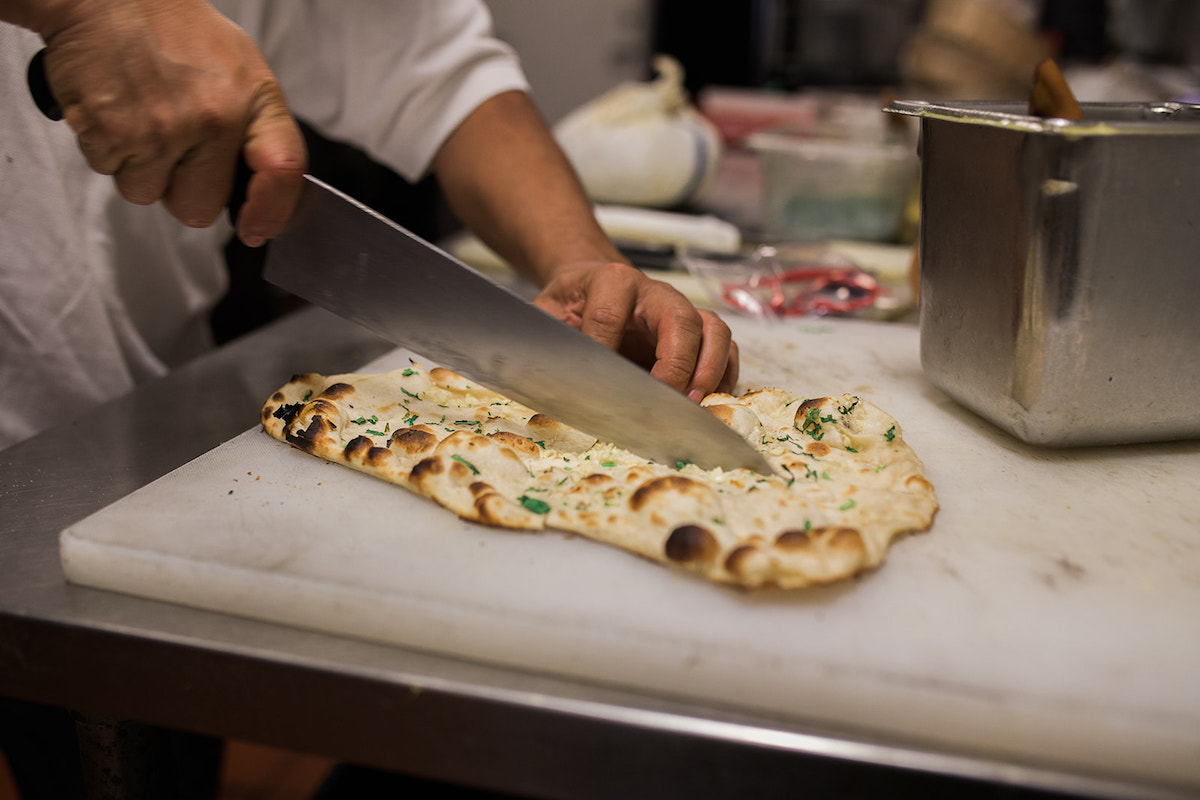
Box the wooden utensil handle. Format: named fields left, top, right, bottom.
left=1029, top=59, right=1083, bottom=120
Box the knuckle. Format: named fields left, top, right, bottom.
left=115, top=176, right=158, bottom=206
left=585, top=303, right=628, bottom=333
left=668, top=303, right=705, bottom=336
left=598, top=260, right=636, bottom=277
left=656, top=355, right=696, bottom=390
left=700, top=309, right=732, bottom=339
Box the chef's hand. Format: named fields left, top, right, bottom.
left=15, top=0, right=305, bottom=246
left=534, top=260, right=739, bottom=401
left=431, top=92, right=739, bottom=401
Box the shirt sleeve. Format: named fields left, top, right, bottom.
left=220, top=0, right=531, bottom=182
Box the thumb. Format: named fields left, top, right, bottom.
left=236, top=87, right=307, bottom=246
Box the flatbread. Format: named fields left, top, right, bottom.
left=261, top=362, right=937, bottom=589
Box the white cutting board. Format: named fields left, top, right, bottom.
left=60, top=317, right=1200, bottom=792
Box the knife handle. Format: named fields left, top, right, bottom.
left=26, top=47, right=252, bottom=228
left=26, top=48, right=63, bottom=120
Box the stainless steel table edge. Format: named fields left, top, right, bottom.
left=0, top=305, right=1188, bottom=800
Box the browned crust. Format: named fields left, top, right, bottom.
left=390, top=427, right=438, bottom=455
left=724, top=544, right=762, bottom=576
left=581, top=473, right=613, bottom=486
left=527, top=414, right=560, bottom=431
left=664, top=524, right=719, bottom=565
left=905, top=474, right=934, bottom=491
left=319, top=383, right=355, bottom=401
left=409, top=456, right=444, bottom=486
left=488, top=431, right=540, bottom=457
left=630, top=476, right=702, bottom=511
left=287, top=415, right=336, bottom=453
left=776, top=526, right=864, bottom=556
left=705, top=404, right=737, bottom=426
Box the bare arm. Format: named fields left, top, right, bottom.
left=433, top=90, right=738, bottom=399
left=433, top=89, right=622, bottom=283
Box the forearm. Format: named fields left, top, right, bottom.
left=432, top=89, right=625, bottom=287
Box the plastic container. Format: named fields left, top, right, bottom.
left=678, top=243, right=879, bottom=318
left=747, top=131, right=918, bottom=242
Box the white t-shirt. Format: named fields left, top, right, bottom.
left=0, top=0, right=528, bottom=450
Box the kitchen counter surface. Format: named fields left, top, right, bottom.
left=2, top=304, right=1196, bottom=800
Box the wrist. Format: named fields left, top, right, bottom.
left=527, top=226, right=628, bottom=287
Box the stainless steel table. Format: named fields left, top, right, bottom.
left=0, top=306, right=1181, bottom=800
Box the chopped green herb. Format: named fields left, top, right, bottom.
left=402, top=368, right=417, bottom=377
left=366, top=429, right=385, bottom=436
left=352, top=416, right=367, bottom=425
left=401, top=388, right=420, bottom=399
left=799, top=406, right=826, bottom=439
left=519, top=496, right=552, bottom=514
left=404, top=413, right=418, bottom=426
left=556, top=476, right=569, bottom=486
left=534, top=440, right=546, bottom=449
left=451, top=455, right=479, bottom=474
left=885, top=425, right=896, bottom=442
left=840, top=499, right=856, bottom=511
left=837, top=399, right=859, bottom=415
left=302, top=390, right=313, bottom=402
left=712, top=517, right=724, bottom=525
left=601, top=460, right=616, bottom=468
left=804, top=519, right=812, bottom=531
left=846, top=446, right=858, bottom=453
left=821, top=471, right=831, bottom=480
left=875, top=465, right=887, bottom=473
left=676, top=459, right=692, bottom=470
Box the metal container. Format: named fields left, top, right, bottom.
left=887, top=100, right=1200, bottom=446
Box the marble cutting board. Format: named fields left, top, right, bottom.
left=60, top=317, right=1200, bottom=794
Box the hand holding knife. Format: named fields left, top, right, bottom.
left=26, top=42, right=769, bottom=473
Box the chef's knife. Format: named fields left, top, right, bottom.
left=264, top=175, right=773, bottom=474
left=24, top=50, right=769, bottom=472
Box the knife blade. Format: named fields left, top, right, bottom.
left=263, top=175, right=773, bottom=474
left=20, top=50, right=769, bottom=472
